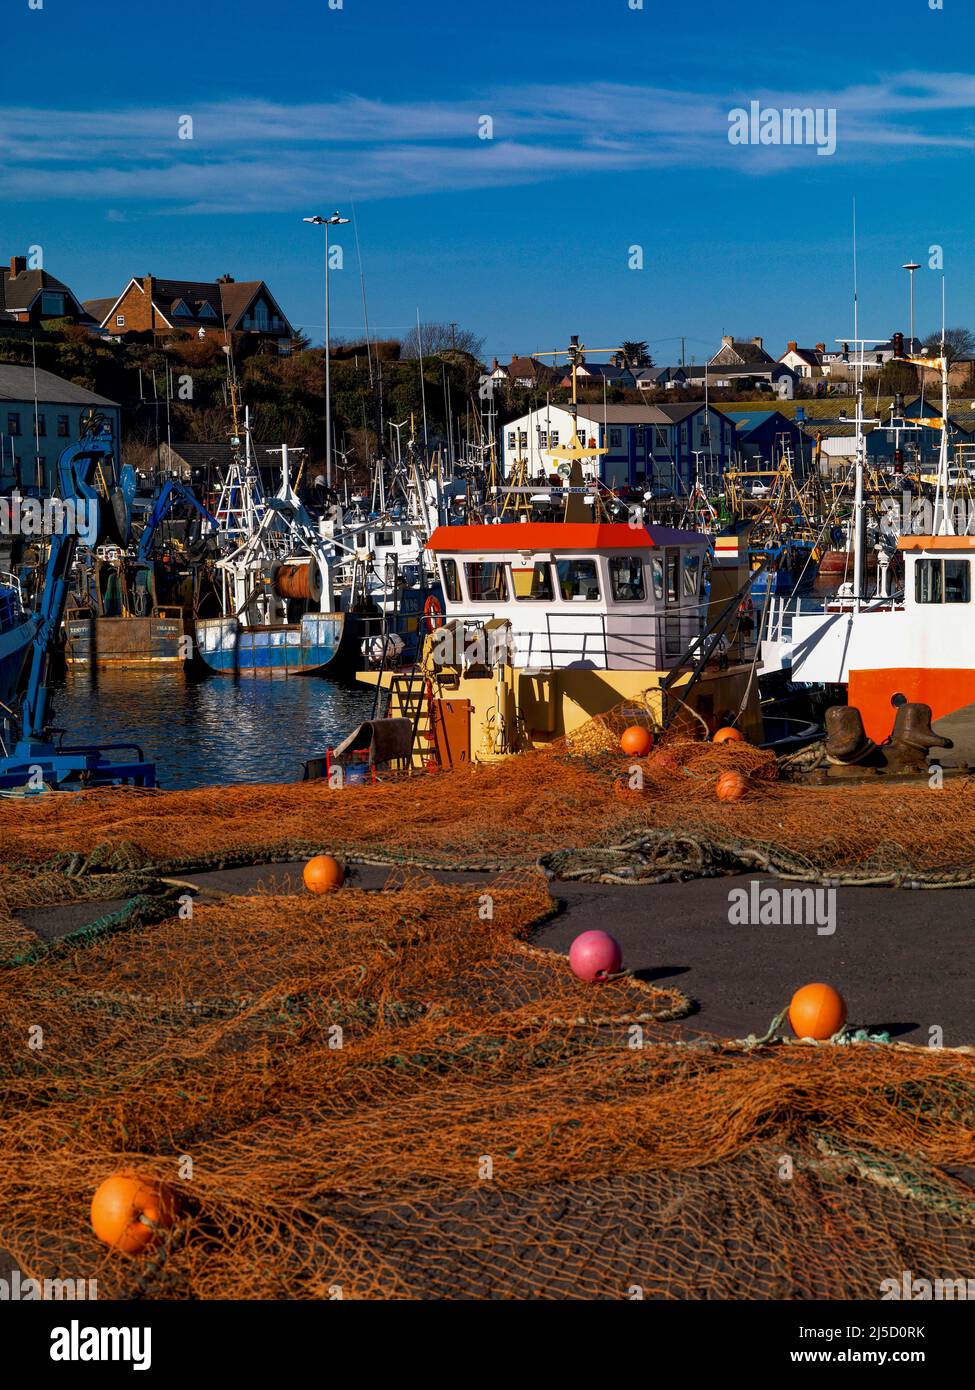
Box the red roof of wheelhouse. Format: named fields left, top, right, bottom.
left=426, top=523, right=707, bottom=553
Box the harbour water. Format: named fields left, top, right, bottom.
left=47, top=667, right=377, bottom=790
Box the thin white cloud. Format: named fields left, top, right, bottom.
left=2, top=73, right=974, bottom=212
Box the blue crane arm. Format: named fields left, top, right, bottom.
left=136, top=480, right=218, bottom=562
left=20, top=428, right=118, bottom=742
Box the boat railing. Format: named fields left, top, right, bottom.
left=0, top=571, right=24, bottom=602
left=764, top=594, right=801, bottom=644
left=426, top=610, right=701, bottom=672
left=0, top=572, right=26, bottom=623
left=764, top=590, right=903, bottom=645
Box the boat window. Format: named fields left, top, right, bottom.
left=464, top=562, right=509, bottom=602
left=666, top=553, right=678, bottom=603
left=609, top=555, right=646, bottom=601
left=556, top=558, right=600, bottom=601
left=914, top=558, right=971, bottom=603
left=650, top=557, right=664, bottom=601
left=682, top=551, right=702, bottom=598
left=945, top=559, right=971, bottom=603
left=440, top=558, right=462, bottom=604
left=373, top=530, right=394, bottom=547
left=915, top=558, right=944, bottom=604
left=511, top=560, right=554, bottom=601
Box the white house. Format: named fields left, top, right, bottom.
left=779, top=342, right=826, bottom=379
left=500, top=403, right=737, bottom=493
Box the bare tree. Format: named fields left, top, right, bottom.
left=921, top=327, right=975, bottom=365
left=401, top=321, right=484, bottom=360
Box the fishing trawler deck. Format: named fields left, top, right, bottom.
left=360, top=521, right=763, bottom=760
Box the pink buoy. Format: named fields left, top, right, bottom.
left=569, top=930, right=623, bottom=983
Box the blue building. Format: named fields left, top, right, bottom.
left=501, top=403, right=737, bottom=494
left=720, top=409, right=811, bottom=472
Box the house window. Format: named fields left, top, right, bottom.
left=197, top=302, right=218, bottom=320
left=915, top=558, right=971, bottom=604
left=116, top=315, right=125, bottom=327
left=538, top=431, right=548, bottom=448
left=507, top=433, right=516, bottom=449
left=440, top=558, right=461, bottom=603
left=653, top=426, right=670, bottom=452
left=253, top=301, right=269, bottom=331
left=57, top=415, right=70, bottom=437
left=609, top=555, right=646, bottom=601
left=41, top=292, right=66, bottom=316
left=464, top=562, right=508, bottom=602
left=7, top=413, right=20, bottom=436
left=34, top=413, right=46, bottom=437
left=556, top=558, right=600, bottom=601
left=609, top=428, right=623, bottom=449
left=701, top=427, right=711, bottom=446
left=511, top=561, right=554, bottom=601
left=518, top=432, right=528, bottom=448
left=550, top=431, right=559, bottom=447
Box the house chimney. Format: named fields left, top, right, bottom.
left=787, top=341, right=797, bottom=352
left=217, top=274, right=235, bottom=284
left=491, top=357, right=499, bottom=371
left=721, top=335, right=733, bottom=348
left=10, top=256, right=26, bottom=278
left=752, top=336, right=764, bottom=350
left=142, top=275, right=155, bottom=295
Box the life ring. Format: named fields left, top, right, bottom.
left=423, top=594, right=445, bottom=631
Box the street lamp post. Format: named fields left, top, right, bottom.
left=304, top=212, right=350, bottom=489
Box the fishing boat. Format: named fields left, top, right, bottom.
left=329, top=439, right=444, bottom=667
left=0, top=571, right=34, bottom=717
left=64, top=547, right=189, bottom=666
left=359, top=517, right=762, bottom=763
left=195, top=445, right=356, bottom=678
left=761, top=340, right=975, bottom=754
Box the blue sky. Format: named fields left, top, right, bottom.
left=5, top=0, right=975, bottom=364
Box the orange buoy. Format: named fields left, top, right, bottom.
left=620, top=725, right=654, bottom=757
left=789, top=983, right=847, bottom=1040
left=303, top=854, right=345, bottom=893
left=713, top=726, right=745, bottom=744
left=715, top=770, right=749, bottom=802
left=90, top=1171, right=177, bottom=1254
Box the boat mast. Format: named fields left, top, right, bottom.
left=934, top=279, right=953, bottom=536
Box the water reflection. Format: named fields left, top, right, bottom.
left=49, top=667, right=377, bottom=789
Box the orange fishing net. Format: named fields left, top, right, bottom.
left=1, top=734, right=974, bottom=1299
left=0, top=731, right=972, bottom=900
left=0, top=868, right=972, bottom=1299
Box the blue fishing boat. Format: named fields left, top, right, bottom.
left=0, top=573, right=34, bottom=713
left=195, top=444, right=358, bottom=679
left=196, top=611, right=351, bottom=677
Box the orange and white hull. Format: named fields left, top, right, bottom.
left=761, top=536, right=975, bottom=743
